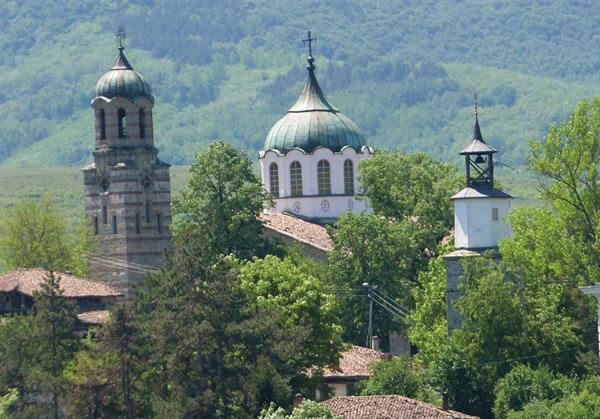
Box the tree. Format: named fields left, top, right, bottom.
left=0, top=195, right=90, bottom=276
left=259, top=400, right=339, bottom=419
left=170, top=140, right=270, bottom=263
left=359, top=150, right=462, bottom=242
left=135, top=254, right=303, bottom=418
left=361, top=356, right=438, bottom=404
left=238, top=254, right=344, bottom=373
left=31, top=272, right=80, bottom=418
left=528, top=97, right=600, bottom=284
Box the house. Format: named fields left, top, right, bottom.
left=321, top=394, right=479, bottom=419
left=314, top=345, right=386, bottom=399
left=0, top=268, right=123, bottom=326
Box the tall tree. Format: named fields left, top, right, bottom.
left=31, top=272, right=80, bottom=418
left=170, top=140, right=270, bottom=263
left=0, top=196, right=91, bottom=276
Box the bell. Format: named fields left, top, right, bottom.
left=474, top=155, right=486, bottom=164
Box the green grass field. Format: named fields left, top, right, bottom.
left=0, top=167, right=543, bottom=228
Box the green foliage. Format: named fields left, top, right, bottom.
left=171, top=140, right=269, bottom=263
left=0, top=315, right=34, bottom=410
left=407, top=245, right=451, bottom=365
left=0, top=196, right=91, bottom=275
left=493, top=365, right=576, bottom=419
left=259, top=399, right=339, bottom=419
left=238, top=254, right=344, bottom=371
left=0, top=389, right=17, bottom=419
left=361, top=356, right=438, bottom=404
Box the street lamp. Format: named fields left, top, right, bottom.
left=363, top=282, right=378, bottom=349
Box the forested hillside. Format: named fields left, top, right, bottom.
left=2, top=0, right=600, bottom=169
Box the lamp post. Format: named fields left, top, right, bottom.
left=363, top=282, right=378, bottom=349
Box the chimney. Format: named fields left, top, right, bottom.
left=371, top=335, right=379, bottom=351
left=442, top=392, right=449, bottom=411
left=293, top=393, right=303, bottom=408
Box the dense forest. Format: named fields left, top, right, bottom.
left=1, top=0, right=600, bottom=170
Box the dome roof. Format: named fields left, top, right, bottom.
left=263, top=56, right=366, bottom=154
left=93, top=46, right=154, bottom=103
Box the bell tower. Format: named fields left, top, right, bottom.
left=444, top=96, right=513, bottom=333
left=83, top=31, right=172, bottom=298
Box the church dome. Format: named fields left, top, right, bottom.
left=93, top=45, right=154, bottom=103
left=263, top=55, right=366, bottom=154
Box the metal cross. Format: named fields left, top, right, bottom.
left=115, top=26, right=127, bottom=48
left=474, top=92, right=478, bottom=115
left=303, top=31, right=316, bottom=56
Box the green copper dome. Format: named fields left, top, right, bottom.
left=94, top=46, right=154, bottom=103
left=263, top=56, right=366, bottom=154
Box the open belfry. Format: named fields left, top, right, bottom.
left=83, top=29, right=173, bottom=298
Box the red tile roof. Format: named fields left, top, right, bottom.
left=0, top=268, right=123, bottom=298
left=322, top=395, right=479, bottom=419
left=260, top=212, right=333, bottom=251
left=311, top=345, right=384, bottom=381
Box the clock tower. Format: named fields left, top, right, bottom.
left=83, top=34, right=172, bottom=298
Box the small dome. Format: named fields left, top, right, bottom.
left=263, top=56, right=366, bottom=154
left=94, top=46, right=154, bottom=103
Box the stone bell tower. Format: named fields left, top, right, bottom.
left=83, top=32, right=172, bottom=298
left=444, top=97, right=513, bottom=334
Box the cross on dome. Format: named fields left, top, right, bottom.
left=303, top=31, right=316, bottom=57
left=115, top=26, right=127, bottom=49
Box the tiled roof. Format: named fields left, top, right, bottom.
left=77, top=309, right=110, bottom=324
left=0, top=268, right=123, bottom=298
left=314, top=345, right=384, bottom=381
left=322, top=395, right=479, bottom=419
left=260, top=212, right=333, bottom=251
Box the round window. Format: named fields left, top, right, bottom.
left=141, top=175, right=152, bottom=190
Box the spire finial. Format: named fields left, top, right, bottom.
left=474, top=92, right=478, bottom=116
left=303, top=31, right=317, bottom=71
left=303, top=30, right=316, bottom=57
left=115, top=25, right=127, bottom=50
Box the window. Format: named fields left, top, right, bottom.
left=317, top=160, right=331, bottom=195
left=118, top=108, right=127, bottom=138
left=269, top=163, right=279, bottom=197
left=492, top=208, right=499, bottom=221
left=156, top=214, right=162, bottom=234
left=344, top=159, right=354, bottom=194
left=112, top=215, right=117, bottom=234
left=136, top=213, right=141, bottom=234
left=290, top=161, right=303, bottom=196
left=138, top=108, right=145, bottom=138
left=102, top=206, right=107, bottom=224
left=99, top=109, right=106, bottom=140
left=145, top=202, right=151, bottom=222
left=93, top=216, right=99, bottom=235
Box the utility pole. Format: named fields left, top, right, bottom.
left=363, top=282, right=378, bottom=349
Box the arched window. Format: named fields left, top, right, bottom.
left=99, top=109, right=106, bottom=141
left=93, top=216, right=99, bottom=235
left=102, top=205, right=107, bottom=224
left=136, top=213, right=141, bottom=234
left=290, top=161, right=303, bottom=196
left=145, top=202, right=151, bottom=222
left=317, top=160, right=331, bottom=195
left=138, top=108, right=145, bottom=138
left=112, top=215, right=117, bottom=234
left=344, top=159, right=354, bottom=194
left=269, top=162, right=279, bottom=198
left=118, top=108, right=127, bottom=138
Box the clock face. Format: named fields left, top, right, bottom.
left=321, top=200, right=330, bottom=212
left=293, top=201, right=301, bottom=213
left=141, top=175, right=152, bottom=190
left=100, top=177, right=110, bottom=192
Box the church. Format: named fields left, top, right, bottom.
left=83, top=32, right=515, bottom=322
